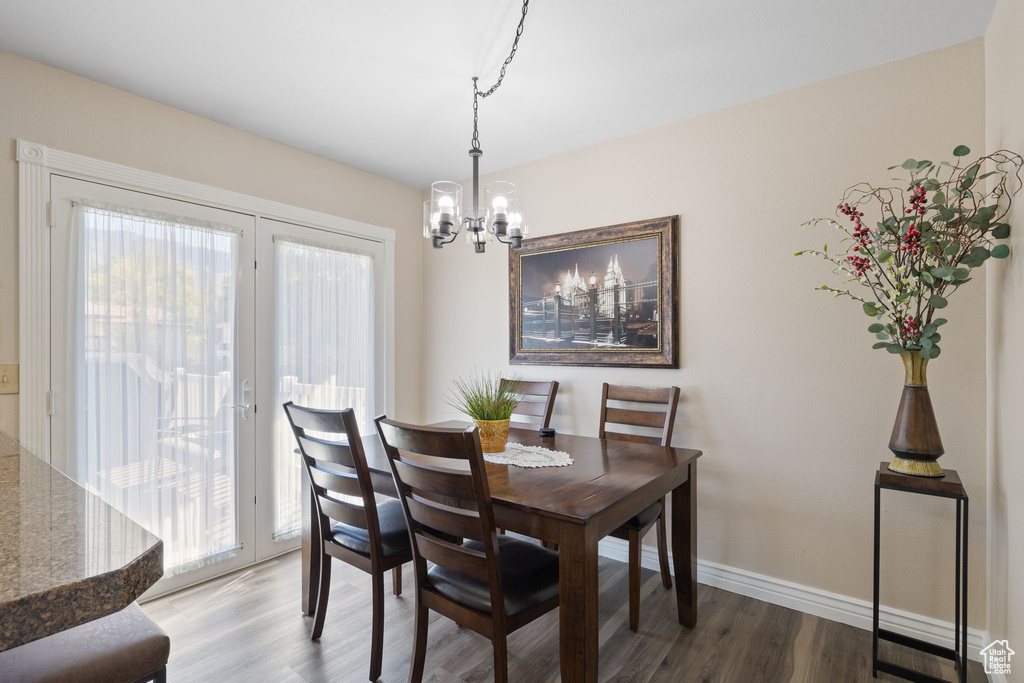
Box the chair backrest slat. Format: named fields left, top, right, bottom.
left=406, top=495, right=485, bottom=542
left=605, top=384, right=676, bottom=404
left=284, top=402, right=382, bottom=550
left=319, top=495, right=370, bottom=530
left=599, top=383, right=680, bottom=447
left=376, top=416, right=504, bottom=615
left=307, top=463, right=364, bottom=499
left=604, top=406, right=667, bottom=430
left=510, top=400, right=548, bottom=418
left=297, top=435, right=356, bottom=468
left=501, top=378, right=558, bottom=431
left=392, top=459, right=477, bottom=501
left=602, top=430, right=664, bottom=446
left=416, top=533, right=490, bottom=582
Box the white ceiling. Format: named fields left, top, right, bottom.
left=0, top=1, right=997, bottom=189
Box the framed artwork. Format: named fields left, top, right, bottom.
left=509, top=215, right=678, bottom=367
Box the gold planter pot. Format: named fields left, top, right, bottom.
left=888, top=350, right=945, bottom=477
left=474, top=419, right=510, bottom=453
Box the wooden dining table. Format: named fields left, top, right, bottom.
left=300, top=422, right=702, bottom=683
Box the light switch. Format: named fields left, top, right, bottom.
left=0, top=364, right=19, bottom=395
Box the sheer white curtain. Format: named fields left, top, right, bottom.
left=68, top=202, right=240, bottom=575
left=273, top=237, right=374, bottom=538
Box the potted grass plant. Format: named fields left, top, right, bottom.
left=445, top=371, right=521, bottom=453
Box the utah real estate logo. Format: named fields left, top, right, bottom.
left=980, top=639, right=1014, bottom=676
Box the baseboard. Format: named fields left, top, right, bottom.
left=597, top=537, right=988, bottom=663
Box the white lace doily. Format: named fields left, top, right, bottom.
left=483, top=442, right=574, bottom=468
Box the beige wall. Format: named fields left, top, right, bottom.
left=986, top=0, right=1024, bottom=671
left=0, top=49, right=424, bottom=435
left=421, top=40, right=988, bottom=626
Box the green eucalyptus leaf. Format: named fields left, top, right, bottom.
left=868, top=323, right=885, bottom=333
left=922, top=323, right=937, bottom=338
left=931, top=333, right=941, bottom=343
left=863, top=302, right=879, bottom=316
left=920, top=337, right=934, bottom=351
left=902, top=158, right=919, bottom=170
left=939, top=206, right=956, bottom=221
left=886, top=344, right=905, bottom=354
left=992, top=224, right=1011, bottom=239
left=932, top=191, right=945, bottom=204
left=953, top=145, right=970, bottom=157
left=931, top=295, right=948, bottom=309
left=876, top=331, right=889, bottom=340
left=953, top=268, right=970, bottom=281
left=873, top=342, right=889, bottom=350
left=992, top=244, right=1011, bottom=259
left=921, top=271, right=935, bottom=285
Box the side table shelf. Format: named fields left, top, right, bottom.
left=873, top=462, right=968, bottom=683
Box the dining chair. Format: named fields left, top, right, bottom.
left=284, top=402, right=411, bottom=683
left=374, top=416, right=560, bottom=683
left=599, top=382, right=681, bottom=632
left=500, top=378, right=559, bottom=431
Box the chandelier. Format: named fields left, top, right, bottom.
left=424, top=0, right=530, bottom=253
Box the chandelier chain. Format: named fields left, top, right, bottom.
left=472, top=0, right=530, bottom=150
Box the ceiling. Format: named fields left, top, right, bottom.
left=0, top=1, right=997, bottom=189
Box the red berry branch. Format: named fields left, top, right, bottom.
left=798, top=145, right=1023, bottom=359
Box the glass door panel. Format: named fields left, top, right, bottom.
left=255, top=218, right=384, bottom=558
left=50, top=176, right=257, bottom=595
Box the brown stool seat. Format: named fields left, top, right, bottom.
left=0, top=602, right=169, bottom=683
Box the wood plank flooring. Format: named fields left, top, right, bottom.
left=142, top=551, right=985, bottom=682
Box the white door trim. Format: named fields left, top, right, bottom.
left=16, top=138, right=396, bottom=459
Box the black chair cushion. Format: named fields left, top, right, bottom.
left=427, top=536, right=559, bottom=616
left=330, top=499, right=411, bottom=558
left=611, top=500, right=662, bottom=538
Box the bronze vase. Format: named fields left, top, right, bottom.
left=888, top=350, right=944, bottom=477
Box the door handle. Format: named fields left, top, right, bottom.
left=227, top=379, right=252, bottom=420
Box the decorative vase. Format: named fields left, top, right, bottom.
left=474, top=419, right=510, bottom=453
left=888, top=350, right=945, bottom=477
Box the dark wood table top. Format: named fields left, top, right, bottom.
left=359, top=421, right=702, bottom=526
left=0, top=433, right=163, bottom=652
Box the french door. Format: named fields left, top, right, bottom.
left=49, top=177, right=385, bottom=595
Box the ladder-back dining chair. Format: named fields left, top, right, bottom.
left=500, top=378, right=559, bottom=431
left=598, top=383, right=681, bottom=632
left=374, top=416, right=560, bottom=683
left=284, top=403, right=412, bottom=683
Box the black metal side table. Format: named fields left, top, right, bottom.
left=873, top=462, right=968, bottom=683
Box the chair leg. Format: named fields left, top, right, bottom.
left=629, top=528, right=641, bottom=633
left=493, top=635, right=509, bottom=683
left=311, top=553, right=332, bottom=640
left=657, top=499, right=673, bottom=589
left=408, top=597, right=429, bottom=683
left=392, top=565, right=402, bottom=596
left=369, top=570, right=385, bottom=682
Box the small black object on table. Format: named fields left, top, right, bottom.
left=873, top=462, right=968, bottom=683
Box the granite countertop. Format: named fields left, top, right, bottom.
left=0, top=433, right=163, bottom=652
